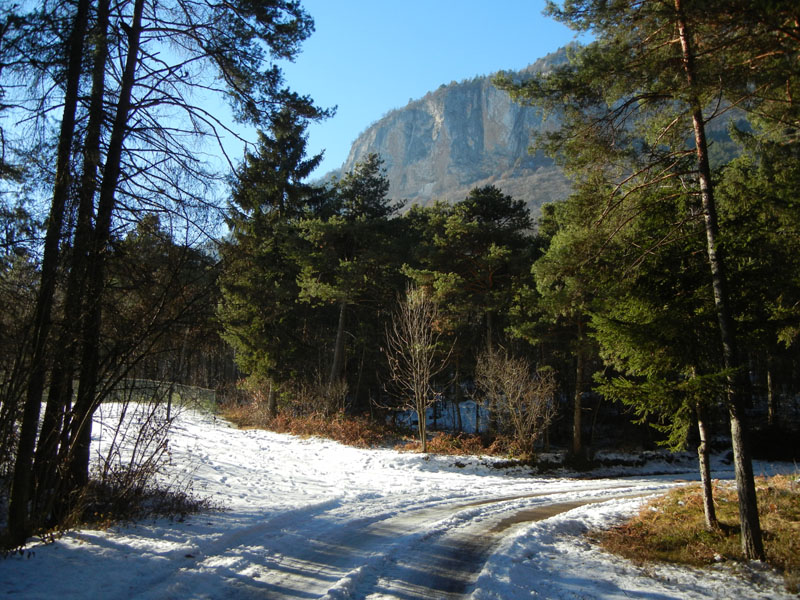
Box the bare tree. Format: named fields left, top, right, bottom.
left=2, top=0, right=322, bottom=546
left=384, top=285, right=451, bottom=452
left=475, top=348, right=557, bottom=458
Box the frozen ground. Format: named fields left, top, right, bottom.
left=1, top=407, right=794, bottom=599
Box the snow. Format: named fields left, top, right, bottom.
left=472, top=497, right=789, bottom=599
left=1, top=406, right=795, bottom=599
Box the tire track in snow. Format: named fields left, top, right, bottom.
left=116, top=499, right=344, bottom=600
left=252, top=486, right=669, bottom=599
left=350, top=492, right=655, bottom=599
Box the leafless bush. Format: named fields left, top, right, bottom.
left=475, top=349, right=557, bottom=458
left=384, top=285, right=452, bottom=452
left=62, top=470, right=214, bottom=533
left=322, top=377, right=349, bottom=417
left=23, top=380, right=217, bottom=536
left=93, top=383, right=178, bottom=504
left=232, top=377, right=276, bottom=423
left=283, top=373, right=349, bottom=417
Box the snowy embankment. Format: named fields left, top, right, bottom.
left=1, top=407, right=794, bottom=599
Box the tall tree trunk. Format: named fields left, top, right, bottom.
left=65, top=0, right=146, bottom=492
left=267, top=380, right=277, bottom=418
left=353, top=344, right=365, bottom=412
left=328, top=300, right=347, bottom=389
left=572, top=318, right=584, bottom=457
left=544, top=419, right=550, bottom=453
left=33, top=0, right=111, bottom=521
left=766, top=358, right=775, bottom=427
left=418, top=395, right=427, bottom=453
left=675, top=0, right=764, bottom=560
left=454, top=363, right=463, bottom=433
left=6, top=0, right=91, bottom=547
left=696, top=401, right=718, bottom=530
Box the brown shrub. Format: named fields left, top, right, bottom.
left=222, top=398, right=537, bottom=460
left=398, top=432, right=532, bottom=457
left=221, top=402, right=399, bottom=449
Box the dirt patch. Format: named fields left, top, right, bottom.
left=489, top=499, right=597, bottom=534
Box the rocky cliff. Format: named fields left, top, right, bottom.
left=338, top=48, right=572, bottom=215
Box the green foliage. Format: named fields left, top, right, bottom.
left=404, top=186, right=535, bottom=361
left=218, top=109, right=330, bottom=385
left=595, top=372, right=728, bottom=451
left=716, top=147, right=800, bottom=350
left=296, top=153, right=401, bottom=310
left=497, top=1, right=800, bottom=462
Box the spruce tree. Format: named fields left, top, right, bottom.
left=219, top=108, right=329, bottom=414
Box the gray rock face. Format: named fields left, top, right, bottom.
left=338, top=49, right=571, bottom=215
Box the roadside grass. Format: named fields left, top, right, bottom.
left=220, top=401, right=529, bottom=457
left=400, top=432, right=525, bottom=458
left=594, top=475, right=800, bottom=592
left=220, top=402, right=402, bottom=448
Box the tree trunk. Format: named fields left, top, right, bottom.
left=65, top=0, right=146, bottom=492
left=33, top=0, right=111, bottom=520
left=696, top=402, right=718, bottom=530
left=572, top=319, right=584, bottom=457
left=354, top=344, right=365, bottom=412
left=675, top=0, right=764, bottom=560
left=328, top=300, right=347, bottom=390
left=267, top=380, right=277, bottom=418
left=766, top=359, right=775, bottom=426
left=544, top=420, right=550, bottom=453
left=6, top=0, right=91, bottom=547
left=418, top=404, right=427, bottom=452
left=454, top=363, right=463, bottom=433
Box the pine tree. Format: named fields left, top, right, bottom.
left=296, top=154, right=402, bottom=396
left=494, top=0, right=800, bottom=558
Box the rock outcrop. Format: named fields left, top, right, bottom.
left=337, top=48, right=572, bottom=215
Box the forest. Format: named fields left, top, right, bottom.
left=0, top=0, right=798, bottom=568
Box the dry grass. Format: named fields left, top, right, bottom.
left=400, top=432, right=489, bottom=455
left=221, top=399, right=540, bottom=459
left=400, top=432, right=533, bottom=458
left=595, top=474, right=800, bottom=592
left=221, top=402, right=400, bottom=448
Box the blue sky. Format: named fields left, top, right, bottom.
left=277, top=1, right=579, bottom=177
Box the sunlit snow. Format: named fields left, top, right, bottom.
left=1, top=407, right=793, bottom=599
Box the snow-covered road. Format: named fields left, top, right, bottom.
left=1, top=408, right=793, bottom=599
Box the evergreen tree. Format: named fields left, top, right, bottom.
left=218, top=108, right=329, bottom=415
left=716, top=142, right=800, bottom=424
left=494, top=0, right=800, bottom=558
left=406, top=186, right=534, bottom=385
left=586, top=179, right=724, bottom=529
left=525, top=196, right=601, bottom=458
left=296, top=154, right=403, bottom=400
